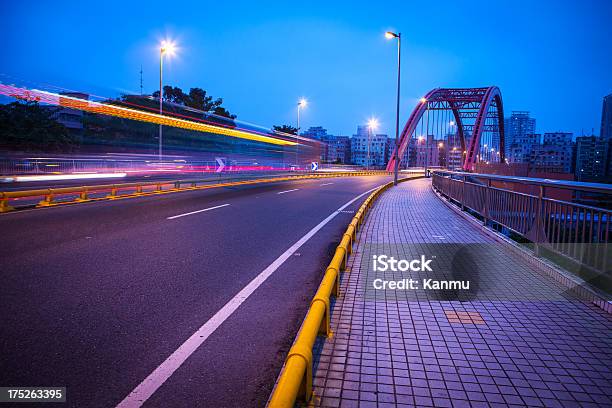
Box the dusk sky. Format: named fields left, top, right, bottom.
left=2, top=0, right=611, bottom=138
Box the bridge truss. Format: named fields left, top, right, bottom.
left=386, top=87, right=505, bottom=172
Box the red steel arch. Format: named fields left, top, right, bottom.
left=386, top=86, right=505, bottom=172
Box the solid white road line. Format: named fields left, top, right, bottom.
left=166, top=204, right=230, bottom=220
left=320, top=183, right=334, bottom=186
left=276, top=188, right=299, bottom=195
left=116, top=186, right=379, bottom=408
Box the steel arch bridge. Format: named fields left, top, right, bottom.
left=386, top=86, right=505, bottom=172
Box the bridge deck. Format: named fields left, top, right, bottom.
left=312, top=178, right=611, bottom=407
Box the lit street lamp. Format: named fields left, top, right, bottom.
left=296, top=98, right=307, bottom=168
left=158, top=40, right=176, bottom=161
left=385, top=31, right=401, bottom=185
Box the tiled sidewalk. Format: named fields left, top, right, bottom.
left=311, top=178, right=612, bottom=408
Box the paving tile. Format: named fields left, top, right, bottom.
left=311, top=179, right=612, bottom=407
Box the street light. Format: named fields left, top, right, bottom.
left=367, top=118, right=379, bottom=170
left=385, top=30, right=401, bottom=185
left=296, top=98, right=307, bottom=168
left=158, top=39, right=177, bottom=161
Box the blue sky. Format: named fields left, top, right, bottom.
left=2, top=0, right=611, bottom=138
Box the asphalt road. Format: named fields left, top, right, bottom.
left=0, top=175, right=392, bottom=407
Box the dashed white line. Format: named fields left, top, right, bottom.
left=320, top=183, right=334, bottom=186
left=116, top=186, right=378, bottom=408
left=277, top=188, right=299, bottom=195
left=166, top=204, right=230, bottom=220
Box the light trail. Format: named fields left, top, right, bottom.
left=0, top=84, right=296, bottom=147
left=2, top=173, right=128, bottom=182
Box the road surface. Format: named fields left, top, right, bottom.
left=0, top=175, right=392, bottom=407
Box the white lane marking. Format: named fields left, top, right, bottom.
left=166, top=204, right=230, bottom=220
left=116, top=186, right=378, bottom=408
left=277, top=188, right=299, bottom=195
left=320, top=183, right=334, bottom=186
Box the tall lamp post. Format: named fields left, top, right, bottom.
left=158, top=40, right=176, bottom=161
left=385, top=31, right=401, bottom=185
left=296, top=98, right=307, bottom=168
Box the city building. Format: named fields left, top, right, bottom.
left=322, top=135, right=351, bottom=164
left=529, top=132, right=573, bottom=174
left=504, top=111, right=536, bottom=159
left=445, top=132, right=463, bottom=170
left=301, top=126, right=328, bottom=140
left=413, top=135, right=440, bottom=168
left=508, top=133, right=540, bottom=165
left=386, top=139, right=409, bottom=168
left=575, top=135, right=609, bottom=181
left=601, top=93, right=612, bottom=141
left=351, top=126, right=389, bottom=167
left=599, top=93, right=612, bottom=179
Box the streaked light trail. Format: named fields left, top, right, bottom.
left=2, top=172, right=128, bottom=182
left=0, top=84, right=296, bottom=147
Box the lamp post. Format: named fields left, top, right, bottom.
left=385, top=31, right=401, bottom=185
left=158, top=40, right=176, bottom=161
left=367, top=118, right=379, bottom=170
left=296, top=98, right=307, bottom=168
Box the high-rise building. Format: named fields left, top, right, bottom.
left=599, top=94, right=612, bottom=179
left=574, top=135, right=609, bottom=181
left=351, top=126, right=389, bottom=167
left=600, top=93, right=612, bottom=141
left=504, top=111, right=536, bottom=159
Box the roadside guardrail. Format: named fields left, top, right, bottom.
left=0, top=171, right=391, bottom=213
left=267, top=175, right=422, bottom=407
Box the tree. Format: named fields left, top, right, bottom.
left=151, top=86, right=187, bottom=104
left=0, top=101, right=78, bottom=152
left=273, top=125, right=298, bottom=135
left=186, top=88, right=236, bottom=119
left=150, top=86, right=236, bottom=119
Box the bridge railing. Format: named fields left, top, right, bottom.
left=432, top=170, right=611, bottom=290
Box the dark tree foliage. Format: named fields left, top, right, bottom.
left=273, top=125, right=298, bottom=135
left=0, top=101, right=78, bottom=152
left=150, top=86, right=236, bottom=119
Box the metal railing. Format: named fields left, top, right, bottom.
left=268, top=175, right=422, bottom=407
left=432, top=170, right=611, bottom=281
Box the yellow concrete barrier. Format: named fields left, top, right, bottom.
left=0, top=171, right=392, bottom=213
left=268, top=175, right=421, bottom=408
